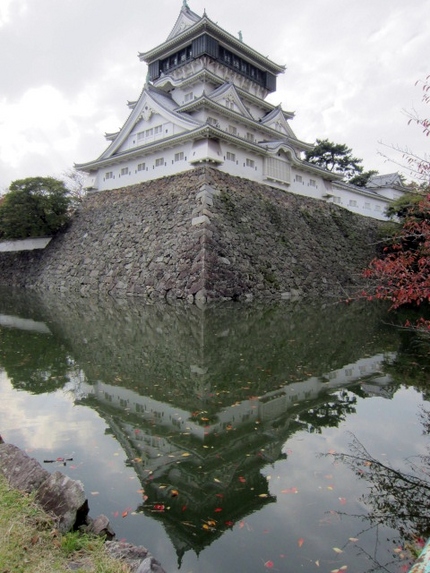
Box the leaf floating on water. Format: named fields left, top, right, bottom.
left=225, top=520, right=234, bottom=527
left=181, top=452, right=191, bottom=457
left=258, top=493, right=269, bottom=498
left=264, top=560, right=274, bottom=568
left=122, top=511, right=128, bottom=518
left=281, top=487, right=298, bottom=494
left=238, top=476, right=246, bottom=483
left=315, top=560, right=320, bottom=567
left=298, top=538, right=304, bottom=548
left=348, top=537, right=359, bottom=542
left=333, top=547, right=343, bottom=554
left=90, top=491, right=99, bottom=496
left=214, top=478, right=222, bottom=483
left=338, top=497, right=347, bottom=505
left=171, top=489, right=179, bottom=497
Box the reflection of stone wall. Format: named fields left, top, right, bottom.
left=3, top=290, right=396, bottom=413
left=0, top=167, right=381, bottom=301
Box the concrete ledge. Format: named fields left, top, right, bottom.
left=0, top=237, right=52, bottom=252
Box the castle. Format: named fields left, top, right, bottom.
left=76, top=2, right=404, bottom=220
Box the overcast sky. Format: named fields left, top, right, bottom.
left=0, top=0, right=428, bottom=190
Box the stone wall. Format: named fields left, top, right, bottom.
left=0, top=167, right=381, bottom=302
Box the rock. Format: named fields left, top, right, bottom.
left=84, top=514, right=115, bottom=539
left=35, top=471, right=88, bottom=533
left=0, top=443, right=50, bottom=493
left=137, top=556, right=165, bottom=573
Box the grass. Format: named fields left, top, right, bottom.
left=0, top=473, right=131, bottom=573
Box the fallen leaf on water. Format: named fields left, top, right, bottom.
left=349, top=537, right=359, bottom=542
left=327, top=486, right=334, bottom=491
left=239, top=476, right=246, bottom=483
left=113, top=511, right=119, bottom=518
left=214, top=478, right=221, bottom=483
left=315, top=560, right=320, bottom=567
left=122, top=511, right=128, bottom=518
left=298, top=538, right=304, bottom=547
left=339, top=497, right=347, bottom=505
left=259, top=493, right=269, bottom=498
left=90, top=491, right=99, bottom=496
left=181, top=452, right=191, bottom=457
left=281, top=487, right=298, bottom=494
left=333, top=547, right=343, bottom=554
left=264, top=560, right=274, bottom=568
left=214, top=508, right=223, bottom=512
left=171, top=489, right=179, bottom=497
left=216, top=493, right=224, bottom=498
left=225, top=520, right=234, bottom=527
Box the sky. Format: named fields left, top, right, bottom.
left=0, top=0, right=429, bottom=191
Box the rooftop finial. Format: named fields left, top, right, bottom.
left=182, top=0, right=189, bottom=8
left=238, top=30, right=243, bottom=42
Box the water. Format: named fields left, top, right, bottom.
left=0, top=289, right=429, bottom=573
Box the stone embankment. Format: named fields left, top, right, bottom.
left=0, top=436, right=165, bottom=572
left=0, top=167, right=381, bottom=302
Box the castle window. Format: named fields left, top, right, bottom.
left=184, top=92, right=194, bottom=102
left=105, top=171, right=113, bottom=180
left=246, top=132, right=254, bottom=142
left=309, top=179, right=316, bottom=187
left=348, top=199, right=357, bottom=207
left=146, top=128, right=153, bottom=137
left=226, top=152, right=236, bottom=162
left=208, top=117, right=219, bottom=127
left=121, top=167, right=129, bottom=176
left=174, top=152, right=184, bottom=162
left=154, top=125, right=162, bottom=135
left=225, top=100, right=234, bottom=110
left=374, top=204, right=381, bottom=212
left=246, top=158, right=255, bottom=168
left=296, top=175, right=302, bottom=183
left=332, top=197, right=341, bottom=204
left=364, top=202, right=371, bottom=209
left=137, top=131, right=145, bottom=141
left=228, top=125, right=237, bottom=135
left=155, top=158, right=164, bottom=167
left=137, top=162, right=146, bottom=171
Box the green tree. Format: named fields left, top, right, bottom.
left=0, top=177, right=72, bottom=240
left=305, top=138, right=368, bottom=180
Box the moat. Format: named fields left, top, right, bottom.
left=0, top=288, right=428, bottom=572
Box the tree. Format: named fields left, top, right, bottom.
left=0, top=177, right=72, bottom=240
left=363, top=193, right=430, bottom=331
left=361, top=76, right=430, bottom=333
left=305, top=138, right=367, bottom=181
left=60, top=168, right=88, bottom=205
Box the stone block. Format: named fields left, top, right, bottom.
left=35, top=471, right=88, bottom=533
left=0, top=443, right=49, bottom=493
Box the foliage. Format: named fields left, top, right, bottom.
left=363, top=193, right=430, bottom=331
left=348, top=169, right=378, bottom=188
left=385, top=190, right=426, bottom=221
left=304, top=138, right=368, bottom=181
left=0, top=176, right=72, bottom=240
